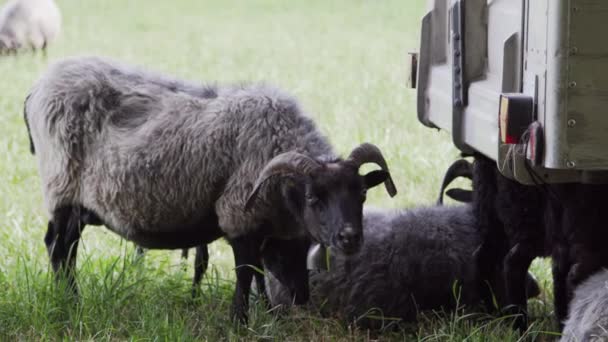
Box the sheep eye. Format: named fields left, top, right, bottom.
left=306, top=194, right=319, bottom=205
left=360, top=189, right=367, bottom=199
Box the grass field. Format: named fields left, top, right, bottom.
left=0, top=0, right=560, bottom=340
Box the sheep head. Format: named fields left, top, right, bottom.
left=245, top=143, right=397, bottom=255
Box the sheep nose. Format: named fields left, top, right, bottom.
left=337, top=226, right=361, bottom=254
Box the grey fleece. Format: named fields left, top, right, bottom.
left=561, top=269, right=608, bottom=342
left=26, top=56, right=333, bottom=244
left=268, top=205, right=485, bottom=323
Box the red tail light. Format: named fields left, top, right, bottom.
left=499, top=94, right=534, bottom=144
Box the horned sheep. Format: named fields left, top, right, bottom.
left=24, top=56, right=397, bottom=322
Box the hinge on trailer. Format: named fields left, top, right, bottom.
left=450, top=0, right=473, bottom=153
left=451, top=0, right=466, bottom=108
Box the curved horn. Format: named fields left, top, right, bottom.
left=437, top=159, right=473, bottom=205
left=244, top=151, right=321, bottom=211
left=347, top=143, right=397, bottom=197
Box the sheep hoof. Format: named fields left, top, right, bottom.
left=190, top=286, right=200, bottom=299
left=502, top=304, right=528, bottom=333
left=230, top=305, right=248, bottom=325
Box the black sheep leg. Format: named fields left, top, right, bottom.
left=45, top=206, right=85, bottom=295
left=495, top=166, right=545, bottom=332
left=260, top=237, right=310, bottom=306
left=567, top=246, right=601, bottom=292
left=563, top=186, right=604, bottom=292
left=473, top=241, right=502, bottom=312
left=229, top=235, right=263, bottom=324
left=191, top=245, right=209, bottom=297
left=134, top=245, right=145, bottom=258
left=544, top=185, right=571, bottom=330
left=472, top=155, right=506, bottom=312
left=503, top=242, right=536, bottom=332
left=254, top=270, right=270, bottom=308
left=552, top=244, right=572, bottom=330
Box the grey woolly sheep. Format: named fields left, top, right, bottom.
left=24, top=56, right=397, bottom=322
left=265, top=205, right=541, bottom=328
left=561, top=269, right=608, bottom=342
left=0, top=0, right=61, bottom=54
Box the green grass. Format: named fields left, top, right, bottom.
left=0, top=0, right=560, bottom=340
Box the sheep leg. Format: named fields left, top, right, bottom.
left=552, top=244, right=573, bottom=329
left=503, top=242, right=536, bottom=332
left=472, top=155, right=506, bottom=312
left=135, top=245, right=145, bottom=258
left=44, top=206, right=85, bottom=295
left=41, top=41, right=48, bottom=58
left=180, top=248, right=189, bottom=272
left=254, top=270, right=270, bottom=308
left=474, top=241, right=504, bottom=312
left=229, top=236, right=262, bottom=324
left=568, top=259, right=600, bottom=290
left=191, top=245, right=209, bottom=298
left=566, top=233, right=602, bottom=290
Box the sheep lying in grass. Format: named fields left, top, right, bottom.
left=265, top=204, right=540, bottom=327
left=0, top=0, right=61, bottom=54
left=561, top=269, right=608, bottom=342
left=24, top=56, right=397, bottom=322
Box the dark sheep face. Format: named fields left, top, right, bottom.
left=283, top=162, right=388, bottom=255
left=246, top=143, right=396, bottom=256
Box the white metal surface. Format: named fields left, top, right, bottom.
left=417, top=0, right=608, bottom=176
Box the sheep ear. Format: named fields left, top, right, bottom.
left=445, top=189, right=473, bottom=203
left=363, top=170, right=389, bottom=190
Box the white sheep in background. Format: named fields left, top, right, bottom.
left=561, top=269, right=608, bottom=342
left=0, top=0, right=61, bottom=54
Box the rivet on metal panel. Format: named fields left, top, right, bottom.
left=570, top=47, right=578, bottom=55
left=569, top=81, right=577, bottom=88
left=566, top=161, right=576, bottom=168
left=572, top=6, right=579, bottom=13
left=453, top=33, right=461, bottom=40
left=567, top=119, right=577, bottom=127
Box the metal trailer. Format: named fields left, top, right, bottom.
left=412, top=0, right=608, bottom=184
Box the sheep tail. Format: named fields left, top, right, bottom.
left=24, top=93, right=35, bottom=155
